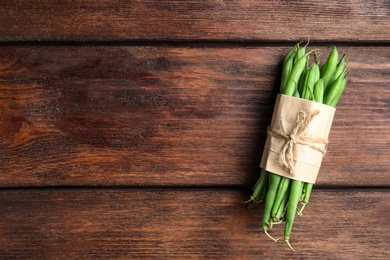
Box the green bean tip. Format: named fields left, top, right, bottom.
left=285, top=238, right=296, bottom=252
left=264, top=228, right=279, bottom=242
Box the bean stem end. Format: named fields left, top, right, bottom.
left=264, top=228, right=278, bottom=242
left=284, top=238, right=295, bottom=252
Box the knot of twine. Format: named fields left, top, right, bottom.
left=267, top=110, right=328, bottom=176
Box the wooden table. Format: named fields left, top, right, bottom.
left=1, top=1, right=389, bottom=259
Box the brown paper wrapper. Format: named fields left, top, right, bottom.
left=260, top=94, right=336, bottom=184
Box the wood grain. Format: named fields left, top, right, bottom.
left=0, top=1, right=389, bottom=42
left=0, top=188, right=388, bottom=259
left=0, top=46, right=389, bottom=187
left=0, top=1, right=388, bottom=259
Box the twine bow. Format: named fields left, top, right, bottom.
left=267, top=110, right=328, bottom=176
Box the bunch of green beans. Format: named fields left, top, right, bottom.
left=245, top=42, right=348, bottom=251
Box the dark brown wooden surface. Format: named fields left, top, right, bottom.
left=0, top=189, right=389, bottom=259
left=1, top=1, right=389, bottom=258
left=0, top=46, right=389, bottom=187
left=0, top=1, right=389, bottom=42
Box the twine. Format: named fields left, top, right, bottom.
left=267, top=110, right=328, bottom=176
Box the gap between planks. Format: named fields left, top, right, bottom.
left=1, top=40, right=390, bottom=47
left=0, top=185, right=389, bottom=191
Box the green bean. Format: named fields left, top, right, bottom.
left=302, top=63, right=320, bottom=100
left=294, top=41, right=310, bottom=63
left=280, top=46, right=298, bottom=93
left=322, top=46, right=338, bottom=78
left=284, top=180, right=304, bottom=251
left=300, top=183, right=306, bottom=200
left=244, top=169, right=269, bottom=205
left=252, top=169, right=265, bottom=188
left=320, top=59, right=328, bottom=78
left=328, top=76, right=347, bottom=108
left=293, top=87, right=300, bottom=98
left=271, top=177, right=291, bottom=218
left=274, top=185, right=290, bottom=222
left=262, top=173, right=282, bottom=241
left=270, top=188, right=290, bottom=227
left=283, top=52, right=311, bottom=96
left=324, top=70, right=347, bottom=106
left=261, top=179, right=269, bottom=204
left=322, top=46, right=339, bottom=92
left=333, top=53, right=346, bottom=80
left=293, top=42, right=306, bottom=64
left=298, top=68, right=307, bottom=96
left=298, top=182, right=313, bottom=215
left=313, top=78, right=325, bottom=103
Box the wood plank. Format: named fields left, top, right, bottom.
left=0, top=188, right=388, bottom=259
left=0, top=46, right=389, bottom=187
left=0, top=1, right=389, bottom=42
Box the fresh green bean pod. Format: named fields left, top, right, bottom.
left=333, top=53, right=346, bottom=80
left=304, top=184, right=313, bottom=200
left=274, top=186, right=290, bottom=221
left=283, top=52, right=310, bottom=96
left=280, top=56, right=295, bottom=93
left=262, top=173, right=282, bottom=241
left=293, top=88, right=300, bottom=98
left=271, top=177, right=291, bottom=217
left=260, top=179, right=269, bottom=203
left=322, top=46, right=338, bottom=78
left=322, top=46, right=339, bottom=92
left=328, top=76, right=347, bottom=108
left=313, top=78, right=325, bottom=103
left=300, top=184, right=306, bottom=201
left=284, top=180, right=304, bottom=251
left=320, top=59, right=328, bottom=77
left=244, top=169, right=269, bottom=206
left=280, top=46, right=298, bottom=93
left=251, top=169, right=269, bottom=203
left=252, top=169, right=264, bottom=188
left=302, top=63, right=320, bottom=100
left=298, top=182, right=313, bottom=215
left=324, top=70, right=347, bottom=105
left=293, top=43, right=306, bottom=64
left=298, top=68, right=307, bottom=96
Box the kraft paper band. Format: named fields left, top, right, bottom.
left=260, top=94, right=336, bottom=184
